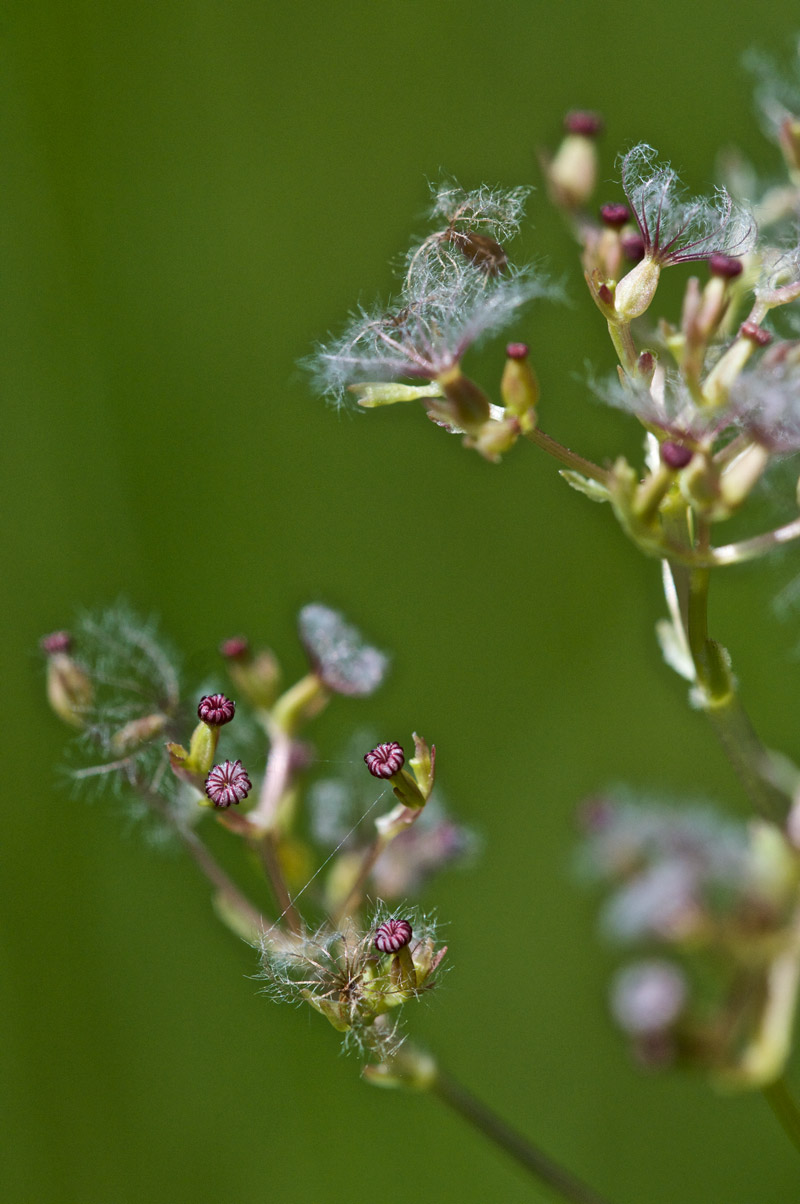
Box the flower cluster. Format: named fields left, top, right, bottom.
left=311, top=179, right=554, bottom=461
left=579, top=796, right=800, bottom=1083
left=259, top=908, right=445, bottom=1060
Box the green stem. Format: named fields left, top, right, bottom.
left=763, top=1077, right=800, bottom=1156
left=607, top=319, right=637, bottom=374
left=524, top=427, right=610, bottom=485
left=678, top=556, right=786, bottom=820
left=432, top=1070, right=614, bottom=1204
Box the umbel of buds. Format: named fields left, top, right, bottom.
left=204, top=759, right=252, bottom=808
left=168, top=692, right=239, bottom=791
left=375, top=918, right=413, bottom=953
left=365, top=742, right=405, bottom=779
left=198, top=693, right=236, bottom=726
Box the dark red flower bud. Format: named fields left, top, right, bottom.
left=563, top=110, right=603, bottom=137
left=621, top=232, right=645, bottom=264
left=709, top=253, right=744, bottom=279
left=600, top=203, right=630, bottom=228
left=505, top=342, right=529, bottom=361
left=374, top=918, right=413, bottom=953
left=198, top=694, right=236, bottom=726
left=364, top=742, right=405, bottom=778
left=204, top=759, right=252, bottom=808
left=740, top=321, right=772, bottom=347
left=219, top=637, right=250, bottom=661
left=661, top=441, right=694, bottom=470
left=40, top=631, right=72, bottom=655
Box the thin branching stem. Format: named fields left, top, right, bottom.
left=763, top=1077, right=800, bottom=1157
left=432, top=1069, right=614, bottom=1204
left=524, top=427, right=610, bottom=485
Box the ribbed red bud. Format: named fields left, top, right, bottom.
left=740, top=321, right=772, bottom=347
left=709, top=253, right=744, bottom=279
left=563, top=110, right=603, bottom=137
left=374, top=918, right=413, bottom=953
left=661, top=441, right=693, bottom=470
left=198, top=694, right=236, bottom=726
left=600, top=203, right=630, bottom=228
left=204, top=759, right=252, bottom=808
left=364, top=742, right=405, bottom=778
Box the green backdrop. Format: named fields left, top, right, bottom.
left=4, top=2, right=800, bottom=1201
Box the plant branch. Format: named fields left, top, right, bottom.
left=525, top=427, right=610, bottom=485
left=763, top=1077, right=800, bottom=1157
left=432, top=1069, right=614, bottom=1204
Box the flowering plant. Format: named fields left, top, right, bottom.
left=42, top=37, right=800, bottom=1204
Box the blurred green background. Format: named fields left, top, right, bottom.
left=4, top=2, right=800, bottom=1201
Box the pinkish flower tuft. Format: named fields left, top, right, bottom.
left=219, top=637, right=249, bottom=661
left=563, top=110, right=603, bottom=137
left=660, top=441, right=694, bottom=470
left=364, top=741, right=405, bottom=778
left=204, top=759, right=252, bottom=808
left=40, top=631, right=73, bottom=655
left=374, top=918, right=413, bottom=953
left=198, top=693, right=236, bottom=726
left=505, top=342, right=530, bottom=360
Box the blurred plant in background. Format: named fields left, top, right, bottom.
left=43, top=35, right=800, bottom=1204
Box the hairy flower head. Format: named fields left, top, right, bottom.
left=312, top=259, right=546, bottom=405
left=620, top=145, right=756, bottom=268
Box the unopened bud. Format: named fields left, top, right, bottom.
left=661, top=441, right=693, bottom=470
left=544, top=112, right=602, bottom=210
left=110, top=713, right=167, bottom=754
left=709, top=253, right=744, bottom=280
left=599, top=202, right=630, bottom=228
left=779, top=116, right=800, bottom=176
left=501, top=342, right=539, bottom=419
left=41, top=633, right=92, bottom=727
left=620, top=231, right=645, bottom=264
left=436, top=365, right=492, bottom=435
left=222, top=639, right=281, bottom=711
left=614, top=256, right=661, bottom=321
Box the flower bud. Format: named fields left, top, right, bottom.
left=221, top=638, right=282, bottom=711
left=365, top=742, right=405, bottom=779
left=204, top=759, right=252, bottom=808
left=501, top=342, right=539, bottom=419
left=778, top=116, right=800, bottom=177
left=41, top=632, right=93, bottom=727
left=435, top=365, right=492, bottom=435
left=110, top=712, right=167, bottom=755
left=543, top=111, right=602, bottom=210
left=614, top=256, right=662, bottom=322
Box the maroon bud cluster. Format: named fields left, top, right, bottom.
left=709, top=253, right=744, bottom=279
left=204, top=759, right=252, bottom=808
left=40, top=631, right=72, bottom=655
left=374, top=918, right=413, bottom=953
left=198, top=693, right=236, bottom=726
left=599, top=203, right=630, bottom=228
left=661, top=441, right=694, bottom=470
left=563, top=110, right=603, bottom=137
left=364, top=742, right=405, bottom=778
